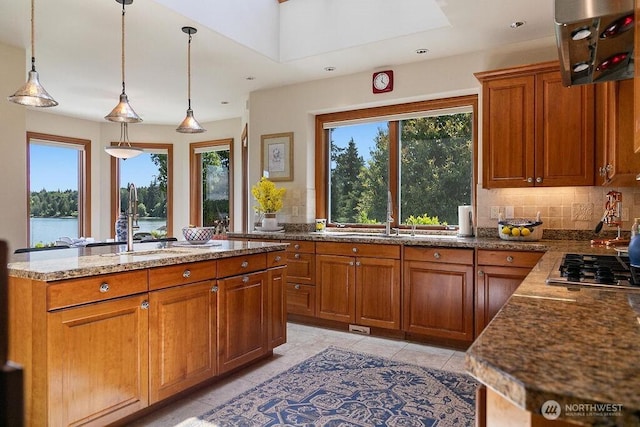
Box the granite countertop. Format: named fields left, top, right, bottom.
left=8, top=240, right=288, bottom=281
left=466, top=247, right=640, bottom=426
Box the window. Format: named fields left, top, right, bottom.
left=189, top=139, right=233, bottom=229
left=316, top=96, right=477, bottom=229
left=27, top=132, right=91, bottom=246
left=111, top=143, right=173, bottom=239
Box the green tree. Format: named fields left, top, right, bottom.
left=330, top=138, right=365, bottom=223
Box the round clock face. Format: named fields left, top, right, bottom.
left=374, top=72, right=390, bottom=90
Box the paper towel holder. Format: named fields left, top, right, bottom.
left=457, top=205, right=474, bottom=237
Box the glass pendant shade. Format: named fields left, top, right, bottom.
left=8, top=0, right=58, bottom=108
left=176, top=26, right=206, bottom=133
left=8, top=69, right=58, bottom=107
left=105, top=92, right=142, bottom=123
left=176, top=108, right=205, bottom=133
left=105, top=122, right=143, bottom=159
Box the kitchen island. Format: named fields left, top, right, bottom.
left=7, top=240, right=288, bottom=427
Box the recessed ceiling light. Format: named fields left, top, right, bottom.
left=221, top=101, right=229, bottom=105
left=324, top=66, right=336, bottom=72
left=510, top=21, right=525, bottom=29
left=416, top=48, right=429, bottom=55
left=246, top=76, right=256, bottom=81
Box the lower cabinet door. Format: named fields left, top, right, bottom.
left=286, top=283, right=316, bottom=316
left=47, top=294, right=149, bottom=427
left=217, top=271, right=268, bottom=374
left=403, top=260, right=474, bottom=342
left=268, top=266, right=287, bottom=349
left=148, top=281, right=217, bottom=403
left=355, top=257, right=401, bottom=330
left=316, top=254, right=356, bottom=323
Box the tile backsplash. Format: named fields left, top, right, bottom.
left=476, top=185, right=640, bottom=231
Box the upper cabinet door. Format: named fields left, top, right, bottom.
left=535, top=71, right=595, bottom=187
left=481, top=75, right=535, bottom=188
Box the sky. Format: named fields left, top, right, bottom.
left=30, top=144, right=159, bottom=191
left=329, top=121, right=387, bottom=164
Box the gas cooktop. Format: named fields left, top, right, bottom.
left=546, top=253, right=640, bottom=291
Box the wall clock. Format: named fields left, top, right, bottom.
left=372, top=70, right=393, bottom=93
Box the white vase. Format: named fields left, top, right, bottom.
left=261, top=213, right=278, bottom=230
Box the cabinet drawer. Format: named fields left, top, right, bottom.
left=316, top=241, right=400, bottom=259
left=267, top=251, right=286, bottom=268
left=404, top=247, right=473, bottom=264
left=477, top=249, right=543, bottom=268
left=47, top=270, right=148, bottom=310
left=218, top=253, right=267, bottom=278
left=149, top=260, right=216, bottom=290
left=286, top=283, right=316, bottom=317
left=285, top=240, right=315, bottom=254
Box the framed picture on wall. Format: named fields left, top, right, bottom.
left=260, top=132, right=293, bottom=181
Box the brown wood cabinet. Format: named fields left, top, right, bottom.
left=475, top=249, right=543, bottom=334
left=284, top=240, right=316, bottom=316
left=475, top=61, right=595, bottom=188
left=267, top=251, right=287, bottom=349
left=48, top=293, right=150, bottom=426
left=403, top=247, right=474, bottom=343
left=596, top=79, right=639, bottom=186
left=217, top=269, right=268, bottom=374
left=315, top=242, right=401, bottom=330
left=148, top=281, right=217, bottom=403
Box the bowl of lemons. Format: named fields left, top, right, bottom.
left=498, top=212, right=543, bottom=241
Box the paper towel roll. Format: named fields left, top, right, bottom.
left=458, top=206, right=474, bottom=236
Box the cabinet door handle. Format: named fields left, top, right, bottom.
left=211, top=285, right=218, bottom=293
left=99, top=283, right=110, bottom=293
left=524, top=177, right=533, bottom=183
left=355, top=261, right=361, bottom=266
left=294, top=244, right=300, bottom=250
left=349, top=261, right=354, bottom=266
left=141, top=300, right=150, bottom=310
left=352, top=247, right=358, bottom=253
left=294, top=284, right=301, bottom=290
left=433, top=252, right=441, bottom=259
left=478, top=270, right=484, bottom=276
left=294, top=253, right=301, bottom=259
left=536, top=177, right=542, bottom=183
left=275, top=255, right=282, bottom=262
left=241, top=261, right=249, bottom=268
left=242, top=276, right=249, bottom=283
left=506, top=256, right=514, bottom=263
left=182, top=269, right=191, bottom=278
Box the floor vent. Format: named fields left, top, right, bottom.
left=348, top=324, right=370, bottom=335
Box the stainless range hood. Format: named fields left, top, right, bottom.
left=555, top=0, right=635, bottom=87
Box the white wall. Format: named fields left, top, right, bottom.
left=0, top=43, right=27, bottom=252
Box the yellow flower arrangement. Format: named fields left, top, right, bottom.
left=251, top=177, right=286, bottom=213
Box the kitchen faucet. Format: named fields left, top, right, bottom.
left=126, top=183, right=139, bottom=252
left=385, top=190, right=393, bottom=236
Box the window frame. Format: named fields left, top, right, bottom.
left=315, top=95, right=478, bottom=229
left=110, top=142, right=174, bottom=238
left=189, top=138, right=234, bottom=228
left=26, top=132, right=92, bottom=243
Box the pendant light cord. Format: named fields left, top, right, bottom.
left=187, top=32, right=192, bottom=109
left=30, top=0, right=35, bottom=71
left=121, top=1, right=126, bottom=95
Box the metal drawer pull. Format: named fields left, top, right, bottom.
left=141, top=300, right=149, bottom=310
left=294, top=284, right=300, bottom=290
left=478, top=270, right=484, bottom=276
left=99, top=283, right=109, bottom=293
left=352, top=247, right=358, bottom=253
left=182, top=269, right=191, bottom=278
left=211, top=285, right=218, bottom=293
left=242, top=276, right=249, bottom=283
left=241, top=261, right=249, bottom=268
left=506, top=256, right=514, bottom=263
left=294, top=253, right=300, bottom=259
left=275, top=255, right=282, bottom=262
left=433, top=252, right=441, bottom=259
left=294, top=244, right=300, bottom=250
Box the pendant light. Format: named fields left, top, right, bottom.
left=176, top=26, right=206, bottom=133
left=105, top=0, right=141, bottom=123
left=105, top=122, right=143, bottom=159
left=104, top=0, right=142, bottom=159
left=8, top=0, right=58, bottom=107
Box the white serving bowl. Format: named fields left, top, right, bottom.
left=182, top=226, right=216, bottom=244
left=498, top=219, right=543, bottom=241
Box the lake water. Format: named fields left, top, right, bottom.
left=30, top=217, right=167, bottom=246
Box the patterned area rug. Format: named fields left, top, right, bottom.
left=197, top=346, right=477, bottom=426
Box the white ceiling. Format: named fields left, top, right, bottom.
left=0, top=0, right=557, bottom=125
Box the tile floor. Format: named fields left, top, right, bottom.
left=131, top=322, right=468, bottom=426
